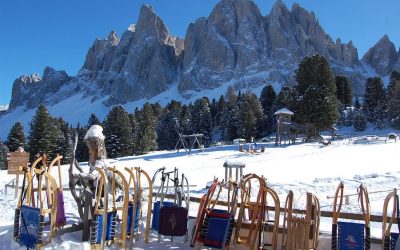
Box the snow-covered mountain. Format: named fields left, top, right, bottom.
left=1, top=0, right=399, bottom=139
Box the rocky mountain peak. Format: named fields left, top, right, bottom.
left=135, top=4, right=169, bottom=42
left=107, top=31, right=119, bottom=45
left=362, top=34, right=398, bottom=75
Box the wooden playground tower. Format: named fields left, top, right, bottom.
left=275, top=108, right=295, bottom=145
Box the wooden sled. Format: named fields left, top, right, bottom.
left=47, top=154, right=66, bottom=228
left=234, top=173, right=280, bottom=250
left=124, top=167, right=153, bottom=244
left=17, top=162, right=58, bottom=249
left=382, top=188, right=399, bottom=250
left=107, top=166, right=130, bottom=249
left=331, top=182, right=370, bottom=250
left=90, top=167, right=111, bottom=250
left=282, top=191, right=320, bottom=250
left=190, top=178, right=219, bottom=247
left=152, top=167, right=190, bottom=242
left=196, top=179, right=238, bottom=249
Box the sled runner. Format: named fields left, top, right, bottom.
left=282, top=191, right=320, bottom=250
left=190, top=178, right=219, bottom=247
left=152, top=167, right=190, bottom=242
left=17, top=162, right=58, bottom=249
left=90, top=167, right=111, bottom=250
left=382, top=188, right=399, bottom=250
left=331, top=182, right=370, bottom=250
left=47, top=154, right=66, bottom=228
left=107, top=166, right=130, bottom=249
left=124, top=167, right=153, bottom=243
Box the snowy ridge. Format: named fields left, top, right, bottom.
left=0, top=105, right=8, bottom=111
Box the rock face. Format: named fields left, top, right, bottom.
left=6, top=0, right=400, bottom=112
left=180, top=0, right=361, bottom=92
left=9, top=67, right=70, bottom=109
left=362, top=35, right=399, bottom=75
left=81, top=5, right=182, bottom=105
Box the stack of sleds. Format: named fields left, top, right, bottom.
left=14, top=154, right=66, bottom=249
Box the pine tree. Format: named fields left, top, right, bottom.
left=220, top=101, right=240, bottom=141
left=237, top=93, right=263, bottom=141
left=75, top=123, right=88, bottom=162
left=0, top=141, right=9, bottom=170
left=363, top=76, right=387, bottom=126
left=6, top=121, right=26, bottom=152
left=88, top=113, right=102, bottom=127
left=387, top=71, right=400, bottom=128
left=259, top=85, right=277, bottom=135
left=353, top=111, right=367, bottom=131
left=180, top=105, right=193, bottom=136
left=156, top=111, right=180, bottom=150
left=191, top=97, right=212, bottom=145
left=225, top=85, right=237, bottom=103
left=104, top=106, right=134, bottom=158
left=294, top=54, right=339, bottom=130
left=215, top=95, right=226, bottom=127
left=335, top=76, right=352, bottom=108
left=129, top=114, right=139, bottom=155
left=354, top=97, right=361, bottom=110
left=136, top=103, right=158, bottom=154
left=53, top=118, right=72, bottom=163
left=28, top=105, right=55, bottom=161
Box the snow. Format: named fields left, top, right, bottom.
left=0, top=126, right=399, bottom=249
left=274, top=108, right=294, bottom=115
left=84, top=125, right=105, bottom=141
left=0, top=105, right=8, bottom=112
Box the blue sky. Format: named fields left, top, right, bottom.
left=1, top=0, right=399, bottom=105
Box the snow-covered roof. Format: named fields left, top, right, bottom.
left=84, top=125, right=105, bottom=141
left=274, top=108, right=294, bottom=116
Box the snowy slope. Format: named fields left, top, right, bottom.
left=0, top=127, right=399, bottom=249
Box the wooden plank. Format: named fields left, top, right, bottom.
left=7, top=151, right=29, bottom=175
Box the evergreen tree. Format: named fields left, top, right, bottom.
left=180, top=105, right=193, bottom=136
left=387, top=71, right=400, bottom=128
left=259, top=85, right=277, bottom=135
left=237, top=93, right=263, bottom=141
left=0, top=141, right=9, bottom=170
left=53, top=118, right=72, bottom=163
left=75, top=123, right=88, bottom=162
left=215, top=95, right=226, bottom=127
left=294, top=54, right=339, bottom=130
left=363, top=76, right=387, bottom=125
left=88, top=113, right=102, bottom=127
left=354, top=97, right=361, bottom=110
left=129, top=114, right=139, bottom=155
left=156, top=111, right=180, bottom=150
left=6, top=121, right=26, bottom=152
left=28, top=105, right=55, bottom=161
left=353, top=111, right=367, bottom=131
left=220, top=101, right=240, bottom=141
left=225, top=85, right=237, bottom=103
left=335, top=76, right=352, bottom=108
left=104, top=106, right=134, bottom=158
left=136, top=103, right=158, bottom=154
left=274, top=87, right=297, bottom=111
left=191, top=97, right=212, bottom=145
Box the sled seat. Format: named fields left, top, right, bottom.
left=91, top=210, right=117, bottom=244
left=201, top=209, right=234, bottom=249
left=338, top=221, right=365, bottom=250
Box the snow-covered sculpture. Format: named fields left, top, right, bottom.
left=69, top=125, right=110, bottom=240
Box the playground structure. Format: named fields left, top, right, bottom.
left=275, top=108, right=336, bottom=145
left=175, top=133, right=204, bottom=154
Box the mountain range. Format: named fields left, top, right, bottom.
left=1, top=0, right=400, bottom=139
